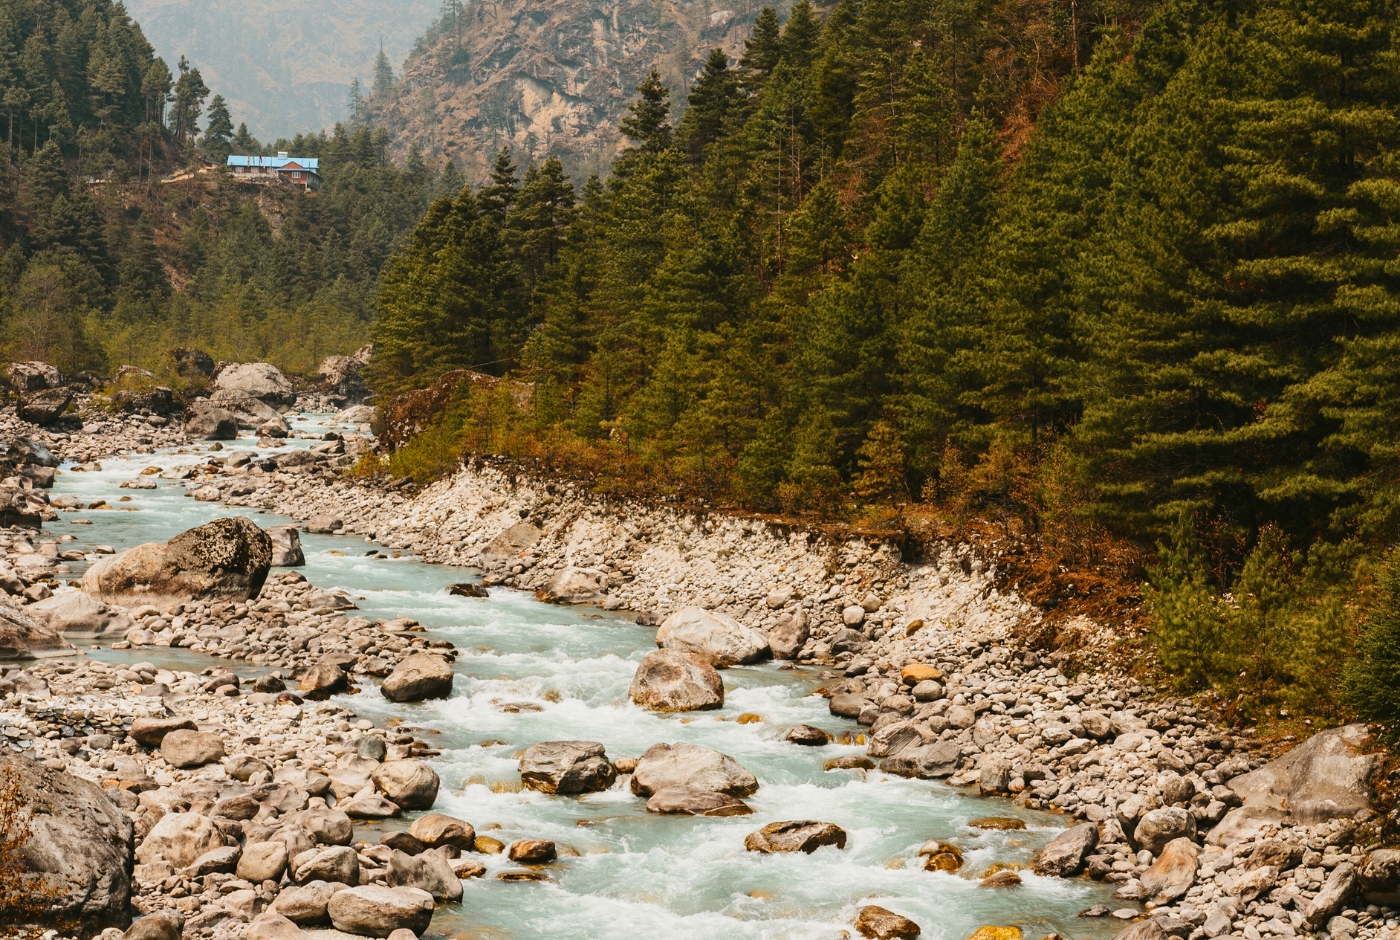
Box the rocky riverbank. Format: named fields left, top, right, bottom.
left=2, top=381, right=1399, bottom=940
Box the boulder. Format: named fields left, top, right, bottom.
left=123, top=911, right=183, bottom=940
left=18, top=387, right=74, bottom=425
left=744, top=820, right=847, bottom=854
left=1210, top=724, right=1380, bottom=845
left=655, top=606, right=770, bottom=667
left=408, top=814, right=475, bottom=850
left=1359, top=848, right=1400, bottom=905
left=135, top=812, right=224, bottom=870
left=246, top=912, right=307, bottom=940
left=519, top=741, right=618, bottom=795
left=868, top=720, right=925, bottom=758
left=291, top=806, right=353, bottom=845
left=386, top=849, right=462, bottom=902
left=480, top=521, right=541, bottom=568
left=1305, top=862, right=1358, bottom=929
left=767, top=610, right=809, bottom=660
left=0, top=602, right=78, bottom=659
left=237, top=841, right=289, bottom=883
left=28, top=591, right=131, bottom=637
left=372, top=760, right=440, bottom=809
left=6, top=360, right=61, bottom=391
left=293, top=845, right=359, bottom=886
left=327, top=885, right=434, bottom=938
left=855, top=906, right=921, bottom=939
left=508, top=839, right=556, bottom=863
left=0, top=752, right=134, bottom=935
left=1110, top=923, right=1165, bottom=940
left=267, top=526, right=305, bottom=567
left=644, top=786, right=753, bottom=816
left=160, top=729, right=225, bottom=768
left=339, top=793, right=400, bottom=818
left=184, top=407, right=239, bottom=440
left=1141, top=837, right=1199, bottom=903
left=186, top=845, right=241, bottom=875
left=272, top=881, right=336, bottom=924
left=630, top=742, right=759, bottom=797
left=81, top=517, right=272, bottom=609
left=879, top=742, right=963, bottom=780
left=299, top=655, right=351, bottom=699
left=381, top=653, right=454, bottom=702
left=1132, top=808, right=1196, bottom=855
left=629, top=649, right=724, bottom=711
left=445, top=582, right=488, bottom=598
left=317, top=353, right=369, bottom=403
left=1031, top=823, right=1099, bottom=877
left=9, top=436, right=59, bottom=467
left=304, top=514, right=343, bottom=534
left=537, top=566, right=607, bottom=604
left=129, top=717, right=197, bottom=748
left=786, top=724, right=832, bottom=746
left=214, top=362, right=296, bottom=407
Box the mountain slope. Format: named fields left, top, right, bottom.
left=123, top=0, right=439, bottom=140
left=377, top=0, right=794, bottom=184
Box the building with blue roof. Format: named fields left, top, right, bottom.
left=226, top=152, right=322, bottom=190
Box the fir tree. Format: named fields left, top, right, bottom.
left=202, top=94, right=233, bottom=160
left=478, top=147, right=518, bottom=223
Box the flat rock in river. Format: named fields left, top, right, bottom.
left=744, top=820, right=847, bottom=854
left=630, top=742, right=758, bottom=797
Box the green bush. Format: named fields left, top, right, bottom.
left=1344, top=551, right=1400, bottom=729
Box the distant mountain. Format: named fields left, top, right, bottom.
left=124, top=0, right=440, bottom=141
left=374, top=0, right=795, bottom=185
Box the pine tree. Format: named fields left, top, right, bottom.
left=675, top=49, right=740, bottom=164
left=781, top=0, right=821, bottom=71
left=740, top=8, right=783, bottom=81
left=478, top=147, right=518, bottom=223
left=171, top=56, right=209, bottom=147
left=202, top=94, right=233, bottom=160
left=619, top=70, right=673, bottom=154
left=372, top=44, right=396, bottom=101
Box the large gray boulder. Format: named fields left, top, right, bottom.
left=385, top=849, right=462, bottom=902
left=629, top=649, right=724, bottom=711
left=316, top=349, right=370, bottom=404
left=18, top=387, right=74, bottom=425
left=203, top=394, right=285, bottom=429
left=371, top=760, right=440, bottom=809
left=767, top=610, right=809, bottom=660
left=878, top=742, right=962, bottom=780
left=0, top=752, right=134, bottom=936
left=1133, top=807, right=1196, bottom=855
left=537, top=565, right=607, bottom=604
left=480, top=521, right=541, bottom=568
left=656, top=606, right=770, bottom=667
left=327, top=885, right=434, bottom=938
left=214, top=362, right=296, bottom=407
left=28, top=591, right=133, bottom=637
left=381, top=653, right=454, bottom=702
left=1359, top=848, right=1400, bottom=905
left=630, top=742, right=758, bottom=797
left=267, top=526, right=305, bottom=567
left=160, top=729, right=226, bottom=769
left=6, top=360, right=61, bottom=391
left=519, top=741, right=617, bottom=795
left=1209, top=724, right=1380, bottom=845
left=183, top=406, right=239, bottom=440
left=0, top=602, right=78, bottom=659
left=134, top=812, right=224, bottom=869
left=82, top=516, right=272, bottom=609
left=1031, top=823, right=1098, bottom=877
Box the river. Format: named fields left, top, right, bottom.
left=40, top=415, right=1123, bottom=940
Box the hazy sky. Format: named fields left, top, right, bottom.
left=125, top=0, right=440, bottom=141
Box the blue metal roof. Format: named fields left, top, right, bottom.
left=226, top=155, right=320, bottom=171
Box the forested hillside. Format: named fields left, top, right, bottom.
left=0, top=0, right=446, bottom=380
left=371, top=0, right=1400, bottom=724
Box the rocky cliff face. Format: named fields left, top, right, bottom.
left=381, top=0, right=794, bottom=184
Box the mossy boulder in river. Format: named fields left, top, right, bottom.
left=82, top=517, right=272, bottom=608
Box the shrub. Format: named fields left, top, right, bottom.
left=1344, top=550, right=1400, bottom=730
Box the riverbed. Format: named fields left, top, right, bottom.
left=41, top=416, right=1125, bottom=940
